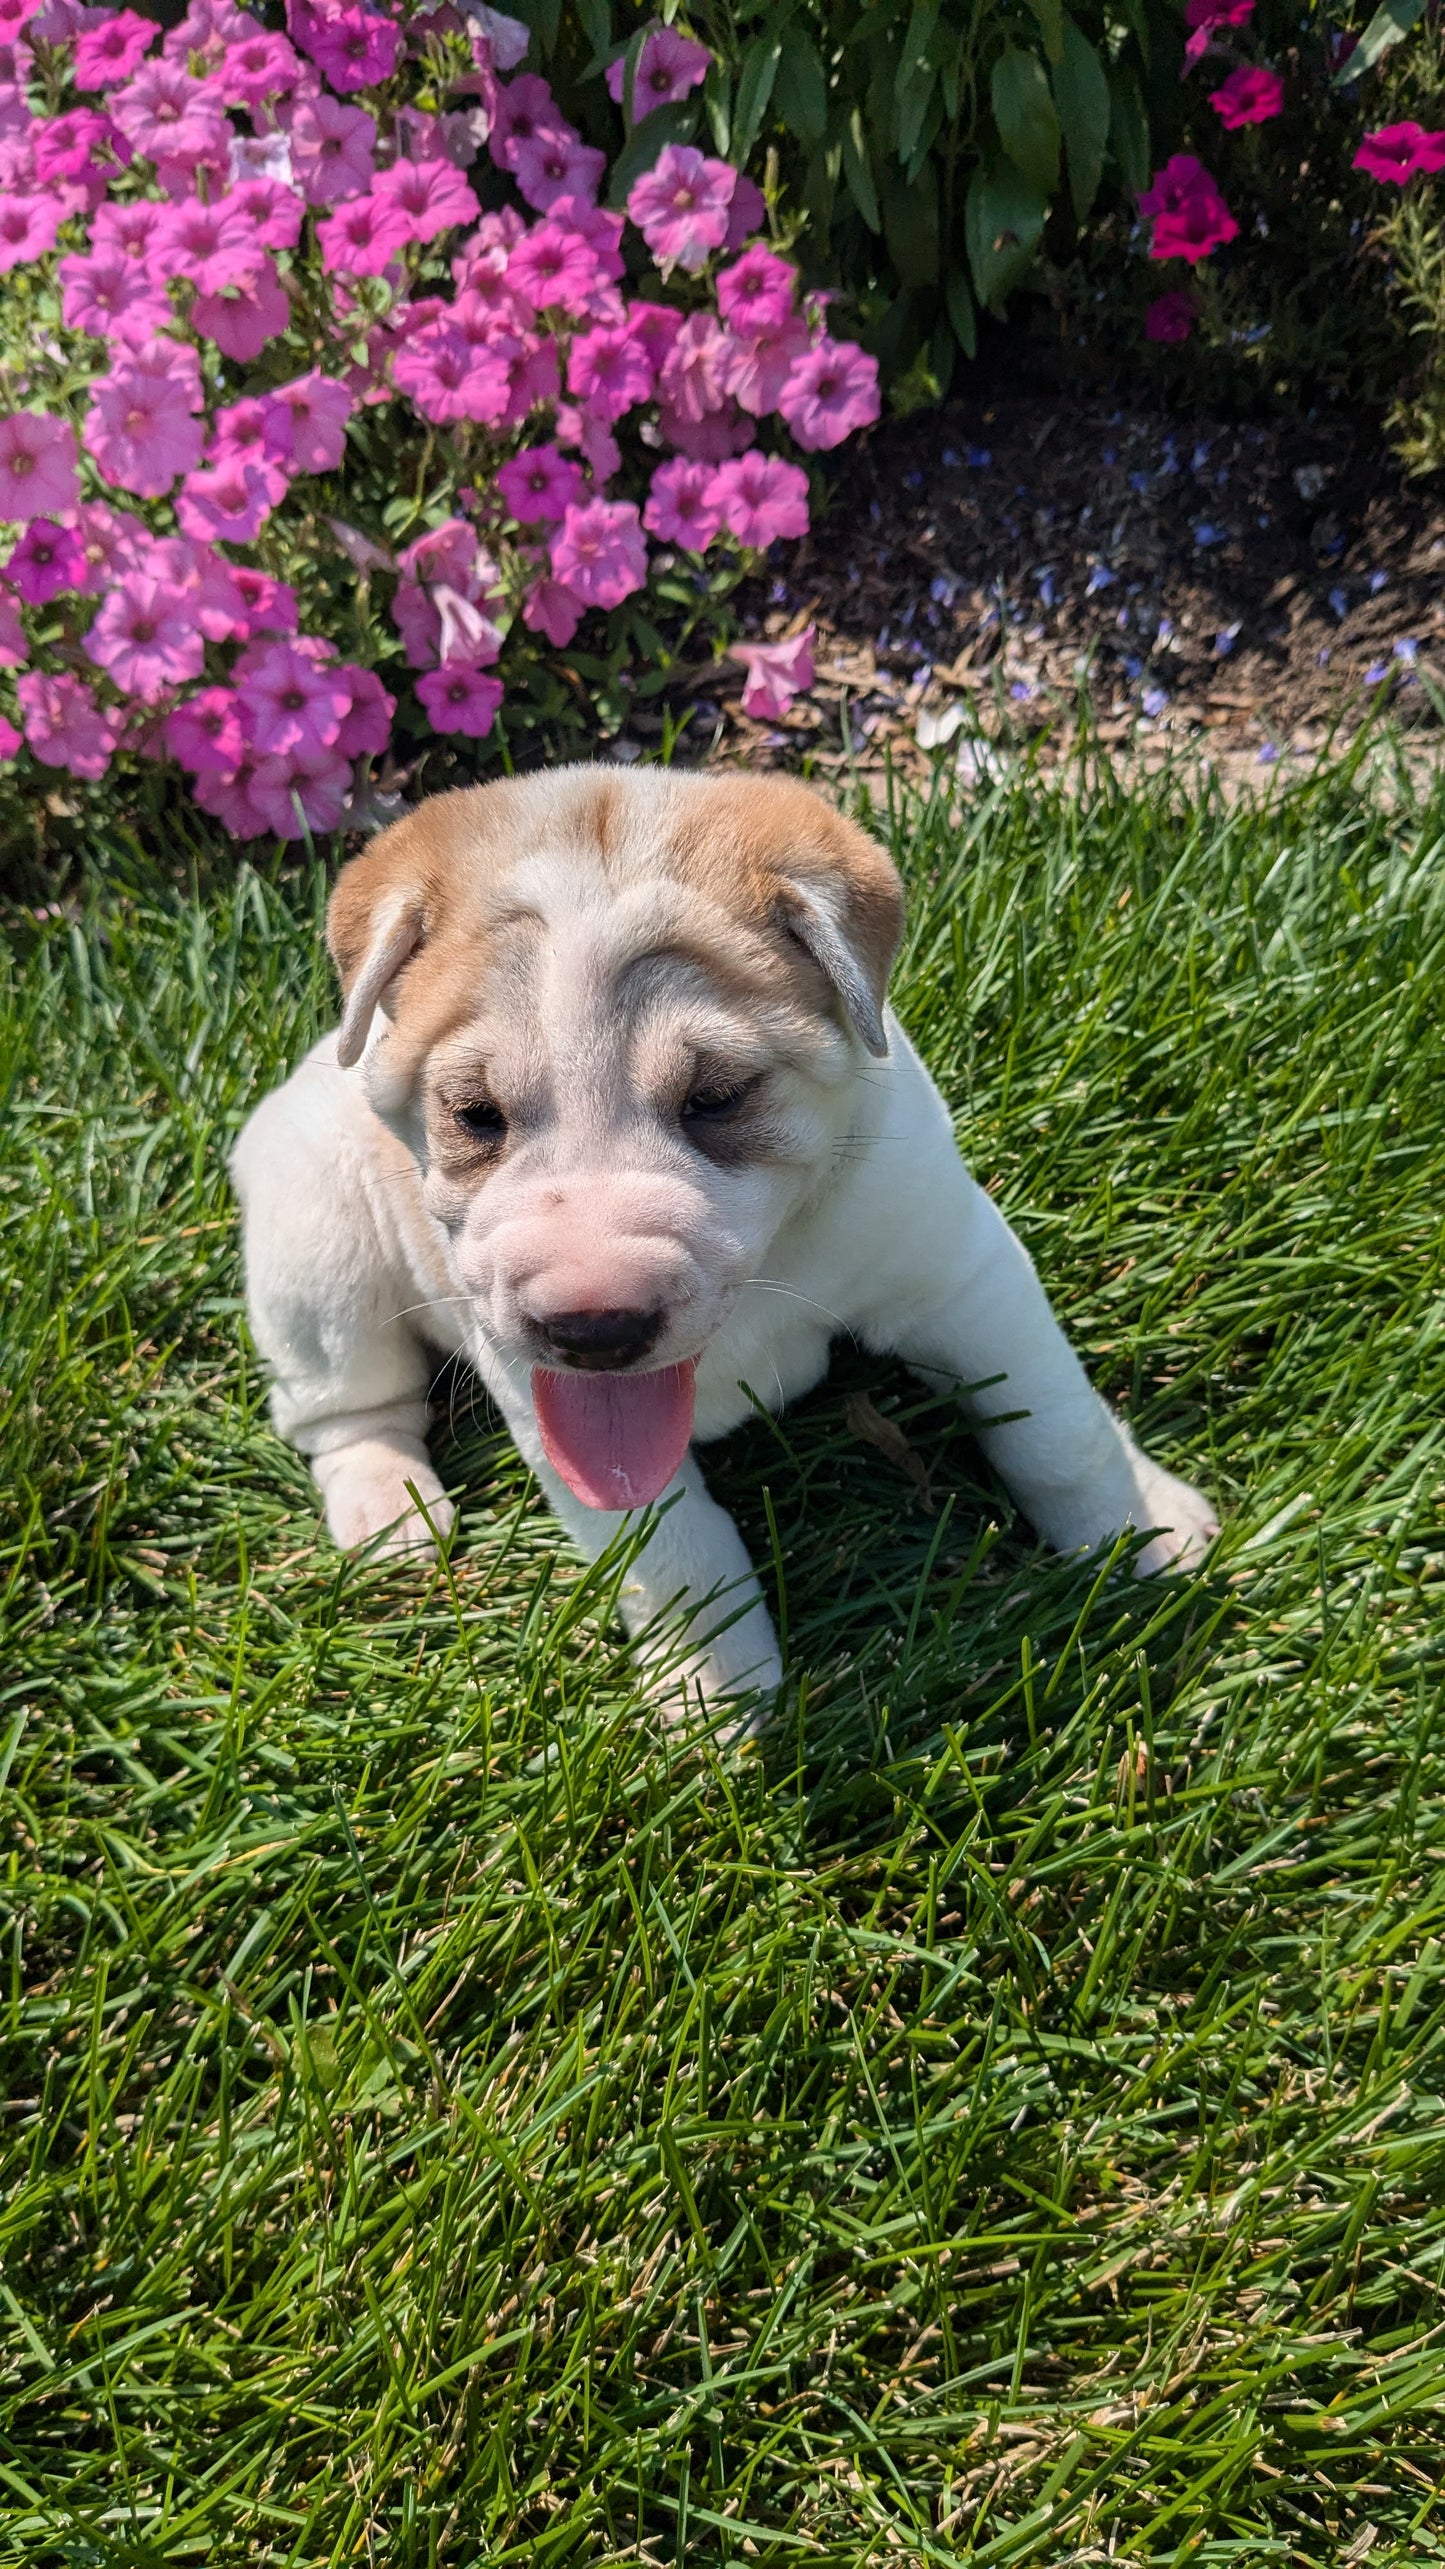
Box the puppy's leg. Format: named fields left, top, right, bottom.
left=494, top=1389, right=782, bottom=1722
left=887, top=1172, right=1217, bottom=1574
left=231, top=1068, right=456, bottom=1561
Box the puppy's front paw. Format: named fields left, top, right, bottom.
left=634, top=1602, right=784, bottom=1742
left=1126, top=1459, right=1219, bottom=1577
left=312, top=1436, right=455, bottom=1562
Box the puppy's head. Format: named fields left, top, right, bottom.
left=328, top=767, right=903, bottom=1504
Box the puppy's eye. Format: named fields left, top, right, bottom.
left=681, top=1078, right=756, bottom=1127
left=454, top=1098, right=507, bottom=1142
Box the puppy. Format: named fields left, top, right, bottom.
left=232, top=767, right=1217, bottom=1714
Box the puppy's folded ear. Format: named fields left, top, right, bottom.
left=777, top=873, right=892, bottom=1057
left=328, top=805, right=448, bottom=1067
left=771, top=801, right=904, bottom=1060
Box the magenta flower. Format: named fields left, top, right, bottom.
left=393, top=323, right=512, bottom=425
left=228, top=176, right=306, bottom=253
left=1354, top=122, right=1445, bottom=183
left=176, top=457, right=279, bottom=545
left=17, top=669, right=122, bottom=779
left=192, top=751, right=273, bottom=840
left=416, top=662, right=504, bottom=738
left=549, top=499, right=647, bottom=609
left=488, top=73, right=567, bottom=172
left=230, top=566, right=300, bottom=636
left=84, top=572, right=204, bottom=700
left=0, top=411, right=80, bottom=522
left=522, top=573, right=582, bottom=648
left=724, top=172, right=765, bottom=249
left=297, top=5, right=399, bottom=93
left=317, top=192, right=409, bottom=275
left=658, top=398, right=755, bottom=462
left=371, top=155, right=480, bottom=242
left=643, top=457, right=723, bottom=551
left=193, top=259, right=291, bottom=361
left=511, top=128, right=606, bottom=213
left=5, top=518, right=86, bottom=603
left=32, top=107, right=128, bottom=191
left=721, top=318, right=810, bottom=416
left=73, top=8, right=157, bottom=87
left=236, top=637, right=351, bottom=758
left=208, top=394, right=290, bottom=471
left=0, top=590, right=24, bottom=664
left=496, top=444, right=586, bottom=525
left=709, top=452, right=809, bottom=548
left=265, top=372, right=352, bottom=475
left=566, top=324, right=653, bottom=422
left=248, top=745, right=352, bottom=840
left=75, top=500, right=151, bottom=586
left=733, top=625, right=814, bottom=720
left=58, top=250, right=170, bottom=344
left=716, top=245, right=795, bottom=340
left=1210, top=65, right=1284, bottom=126
left=155, top=197, right=266, bottom=297
left=289, top=92, right=375, bottom=204
left=1138, top=152, right=1218, bottom=221
left=333, top=663, right=393, bottom=758
left=397, top=519, right=488, bottom=593
left=1151, top=193, right=1238, bottom=263
left=624, top=299, right=683, bottom=382
left=85, top=346, right=205, bottom=499
left=554, top=401, right=621, bottom=483
left=628, top=144, right=736, bottom=273
left=658, top=312, right=729, bottom=425
left=0, top=195, right=64, bottom=271
left=91, top=198, right=167, bottom=268
left=778, top=338, right=880, bottom=450
left=508, top=216, right=611, bottom=315
left=165, top=685, right=246, bottom=776
left=214, top=28, right=300, bottom=106
left=605, top=24, right=711, bottom=110
left=0, top=715, right=19, bottom=761
left=1145, top=290, right=1196, bottom=342
left=111, top=59, right=210, bottom=156
left=1183, top=0, right=1253, bottom=60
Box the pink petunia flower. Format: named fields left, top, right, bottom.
left=230, top=565, right=300, bottom=635
left=317, top=190, right=409, bottom=274
left=236, top=635, right=351, bottom=758
left=732, top=625, right=814, bottom=720
left=397, top=519, right=489, bottom=594
left=32, top=107, right=130, bottom=202
left=74, top=499, right=152, bottom=586
left=416, top=661, right=504, bottom=738
left=58, top=249, right=172, bottom=344
left=510, top=127, right=606, bottom=213
left=1183, top=0, right=1253, bottom=61
left=658, top=311, right=729, bottom=424
left=1138, top=152, right=1219, bottom=222
left=175, top=456, right=279, bottom=545
left=624, top=299, right=683, bottom=382
left=91, top=197, right=168, bottom=268
left=553, top=401, right=621, bottom=482
left=0, top=714, right=19, bottom=761
left=165, top=685, right=247, bottom=776
left=1209, top=64, right=1284, bottom=126
left=722, top=317, right=811, bottom=416
left=84, top=571, right=206, bottom=700
left=227, top=176, right=306, bottom=252
left=777, top=338, right=880, bottom=450
left=708, top=451, right=809, bottom=547
left=249, top=744, right=353, bottom=840
left=73, top=7, right=156, bottom=86
left=643, top=457, right=722, bottom=550
left=522, top=571, right=582, bottom=648
left=296, top=5, right=400, bottom=93
left=488, top=72, right=567, bottom=171
left=84, top=344, right=205, bottom=499
left=716, top=244, right=796, bottom=339
left=214, top=28, right=301, bottom=107
left=0, top=411, right=80, bottom=522
left=192, top=751, right=274, bottom=840
left=549, top=498, right=647, bottom=609
left=192, top=257, right=291, bottom=360
left=724, top=171, right=765, bottom=248
left=154, top=196, right=266, bottom=296
left=1145, top=289, right=1196, bottom=342
left=289, top=91, right=375, bottom=203
left=566, top=324, right=653, bottom=422
left=111, top=58, right=212, bottom=157
left=1150, top=191, right=1238, bottom=263
left=496, top=444, right=586, bottom=524
left=265, top=371, right=352, bottom=474
left=371, top=154, right=481, bottom=241
left=0, top=195, right=64, bottom=271
left=657, top=397, right=755, bottom=462
left=5, top=518, right=87, bottom=602
left=605, top=23, right=711, bottom=111
left=17, top=669, right=122, bottom=779
left=0, top=590, right=24, bottom=664
left=392, top=322, right=512, bottom=425
left=1354, top=122, right=1445, bottom=182
left=628, top=143, right=736, bottom=273
left=163, top=0, right=250, bottom=71
left=333, top=662, right=393, bottom=758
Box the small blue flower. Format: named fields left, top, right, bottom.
left=1394, top=636, right=1418, bottom=664
left=1085, top=563, right=1116, bottom=595
left=1369, top=569, right=1388, bottom=593
left=1363, top=662, right=1390, bottom=686
left=942, top=447, right=960, bottom=467
left=1257, top=743, right=1280, bottom=765
left=1036, top=570, right=1057, bottom=609
left=1124, top=654, right=1144, bottom=680
left=1009, top=678, right=1035, bottom=702
left=1142, top=685, right=1169, bottom=717
left=1328, top=587, right=1349, bottom=620
left=1129, top=471, right=1150, bottom=494
left=1194, top=523, right=1224, bottom=549
left=1214, top=622, right=1242, bottom=657
left=966, top=445, right=992, bottom=468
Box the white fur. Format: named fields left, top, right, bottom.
left=232, top=983, right=1217, bottom=1720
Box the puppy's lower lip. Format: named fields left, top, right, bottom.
left=532, top=1359, right=696, bottom=1511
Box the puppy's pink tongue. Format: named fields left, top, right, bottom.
left=532, top=1361, right=696, bottom=1511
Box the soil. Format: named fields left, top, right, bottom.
left=667, top=390, right=1445, bottom=793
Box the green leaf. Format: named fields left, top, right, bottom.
left=992, top=48, right=1061, bottom=198
left=946, top=267, right=977, bottom=359
left=895, top=0, right=941, bottom=100
left=1106, top=62, right=1149, bottom=196
left=897, top=64, right=937, bottom=166
left=732, top=34, right=782, bottom=165
left=605, top=100, right=699, bottom=207
left=965, top=156, right=1049, bottom=312
left=703, top=61, right=731, bottom=154
left=1022, top=0, right=1065, bottom=66
left=882, top=165, right=939, bottom=286
left=775, top=25, right=827, bottom=146
left=1336, top=0, right=1426, bottom=81
left=1053, top=18, right=1110, bottom=222
left=841, top=106, right=882, bottom=231
left=572, top=0, right=612, bottom=77
left=618, top=22, right=649, bottom=132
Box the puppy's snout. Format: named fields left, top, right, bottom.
left=537, top=1306, right=663, bottom=1370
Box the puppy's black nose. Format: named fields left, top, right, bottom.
left=538, top=1307, right=663, bottom=1369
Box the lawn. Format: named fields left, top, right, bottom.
left=5, top=758, right=1445, bottom=2567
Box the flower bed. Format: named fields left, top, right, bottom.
left=0, top=0, right=878, bottom=839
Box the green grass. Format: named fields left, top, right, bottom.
left=5, top=761, right=1445, bottom=2567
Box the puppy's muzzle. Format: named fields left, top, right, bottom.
left=535, top=1306, right=664, bottom=1370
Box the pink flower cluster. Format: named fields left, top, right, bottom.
left=0, top=0, right=880, bottom=830
left=1140, top=153, right=1239, bottom=266
left=1354, top=122, right=1445, bottom=184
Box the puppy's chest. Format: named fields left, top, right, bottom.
left=693, top=1292, right=834, bottom=1441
